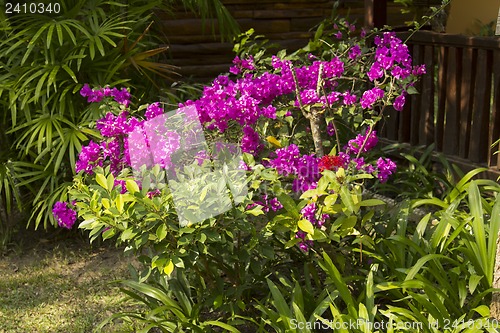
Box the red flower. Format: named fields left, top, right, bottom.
left=318, top=155, right=344, bottom=172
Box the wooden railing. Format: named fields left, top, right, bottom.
left=378, top=31, right=500, bottom=177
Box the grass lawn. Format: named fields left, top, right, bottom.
left=0, top=229, right=142, bottom=333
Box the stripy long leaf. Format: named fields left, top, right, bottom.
left=487, top=195, right=500, bottom=285
left=320, top=252, right=357, bottom=317
left=266, top=278, right=293, bottom=327
left=469, top=181, right=489, bottom=283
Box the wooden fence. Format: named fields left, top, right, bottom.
left=377, top=31, right=500, bottom=178
left=159, top=0, right=411, bottom=81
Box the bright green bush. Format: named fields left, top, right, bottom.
left=58, top=17, right=500, bottom=333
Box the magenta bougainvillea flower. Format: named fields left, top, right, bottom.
left=52, top=201, right=77, bottom=229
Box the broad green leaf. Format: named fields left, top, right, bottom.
left=102, top=228, right=115, bottom=240
left=106, top=173, right=115, bottom=192
left=96, top=173, right=107, bottom=190
left=126, top=179, right=140, bottom=194
left=324, top=194, right=338, bottom=207
left=340, top=186, right=354, bottom=214
left=246, top=206, right=264, bottom=216
left=469, top=274, right=483, bottom=294
left=277, top=192, right=299, bottom=219
left=298, top=219, right=314, bottom=234
left=359, top=199, right=385, bottom=207
left=468, top=181, right=489, bottom=283
left=164, top=260, right=174, bottom=276
left=292, top=302, right=310, bottom=333
left=405, top=254, right=458, bottom=281
left=101, top=198, right=110, bottom=209
left=116, top=194, right=124, bottom=213
left=121, top=229, right=136, bottom=241
left=156, top=223, right=167, bottom=241
left=120, top=280, right=185, bottom=319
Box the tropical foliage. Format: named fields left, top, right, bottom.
left=49, top=14, right=500, bottom=332
left=0, top=0, right=238, bottom=248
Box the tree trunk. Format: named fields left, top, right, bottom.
left=309, top=112, right=324, bottom=158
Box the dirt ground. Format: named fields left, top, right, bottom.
left=0, top=228, right=139, bottom=333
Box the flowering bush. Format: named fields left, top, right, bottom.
left=57, top=21, right=439, bottom=331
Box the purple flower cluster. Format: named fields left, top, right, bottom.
left=248, top=194, right=283, bottom=213
left=393, top=91, right=407, bottom=111
left=368, top=32, right=414, bottom=82
left=326, top=122, right=335, bottom=136
left=347, top=129, right=379, bottom=155
left=295, top=231, right=313, bottom=252
left=376, top=157, right=397, bottom=182
left=301, top=202, right=329, bottom=227
left=341, top=130, right=396, bottom=178
left=348, top=44, right=361, bottom=60
left=360, top=87, right=384, bottom=109
left=75, top=140, right=102, bottom=174
left=179, top=56, right=345, bottom=151
left=268, top=144, right=319, bottom=192
left=76, top=109, right=144, bottom=176
left=241, top=125, right=262, bottom=155
left=52, top=201, right=77, bottom=229
left=76, top=86, right=186, bottom=178
left=144, top=102, right=164, bottom=120
left=229, top=55, right=255, bottom=75
left=80, top=84, right=131, bottom=106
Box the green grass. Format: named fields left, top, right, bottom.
left=0, top=232, right=144, bottom=333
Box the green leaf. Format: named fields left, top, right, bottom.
left=359, top=199, right=386, bottom=207
left=156, top=224, right=167, bottom=241
left=96, top=173, right=108, bottom=190
left=266, top=279, right=292, bottom=326
left=126, top=179, right=140, bottom=194
left=102, top=228, right=116, bottom=240
left=324, top=194, right=338, bottom=207
left=116, top=194, right=124, bottom=213
left=121, top=229, right=136, bottom=241
left=320, top=252, right=357, bottom=317
left=120, top=280, right=185, bottom=319
left=469, top=274, right=483, bottom=294
left=277, top=192, right=299, bottom=219
left=246, top=206, right=264, bottom=216
left=164, top=260, right=174, bottom=276
left=340, top=186, right=355, bottom=214
left=405, top=254, right=457, bottom=281
left=205, top=321, right=241, bottom=333
left=298, top=219, right=315, bottom=234
left=106, top=173, right=115, bottom=192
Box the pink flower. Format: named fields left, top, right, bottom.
left=393, top=92, right=406, bottom=111
left=52, top=201, right=77, bottom=229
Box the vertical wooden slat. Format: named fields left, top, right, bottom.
left=398, top=99, right=411, bottom=142
left=469, top=49, right=492, bottom=163
left=385, top=108, right=399, bottom=141
left=410, top=44, right=423, bottom=146
left=417, top=45, right=435, bottom=146
left=458, top=47, right=476, bottom=159
left=489, top=49, right=500, bottom=170
left=364, top=0, right=387, bottom=29
left=443, top=47, right=460, bottom=156
left=435, top=46, right=447, bottom=152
